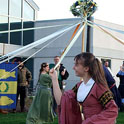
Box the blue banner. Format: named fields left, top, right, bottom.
left=0, top=62, right=18, bottom=109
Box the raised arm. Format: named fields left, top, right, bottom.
left=50, top=68, right=62, bottom=105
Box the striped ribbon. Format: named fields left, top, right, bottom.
left=60, top=24, right=81, bottom=57
left=54, top=22, right=86, bottom=70
left=87, top=20, right=124, bottom=34
left=87, top=22, right=124, bottom=45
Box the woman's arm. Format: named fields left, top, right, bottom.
left=50, top=69, right=62, bottom=105
left=116, top=70, right=124, bottom=77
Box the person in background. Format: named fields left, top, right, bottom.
left=49, top=56, right=69, bottom=91
left=50, top=52, right=118, bottom=124
left=116, top=62, right=124, bottom=111
left=49, top=56, right=69, bottom=115
left=26, top=63, right=54, bottom=124
left=104, top=61, right=114, bottom=77
left=103, top=65, right=122, bottom=109
left=13, top=57, right=32, bottom=112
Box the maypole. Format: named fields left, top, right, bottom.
left=70, top=0, right=97, bottom=52
left=54, top=0, right=97, bottom=69
left=70, top=0, right=97, bottom=82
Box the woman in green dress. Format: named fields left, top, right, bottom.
left=26, top=63, right=54, bottom=124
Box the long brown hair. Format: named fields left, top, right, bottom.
left=38, top=63, right=48, bottom=81
left=40, top=63, right=49, bottom=73
left=74, top=52, right=108, bottom=87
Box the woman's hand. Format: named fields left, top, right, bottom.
left=49, top=68, right=62, bottom=105
left=49, top=68, right=58, bottom=82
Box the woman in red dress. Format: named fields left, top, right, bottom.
left=50, top=52, right=118, bottom=124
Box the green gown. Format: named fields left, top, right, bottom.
left=26, top=74, right=54, bottom=124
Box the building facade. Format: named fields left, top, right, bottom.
left=0, top=0, right=39, bottom=89
left=0, top=1, right=124, bottom=90
left=0, top=0, right=39, bottom=45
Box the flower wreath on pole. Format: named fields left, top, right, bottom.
left=70, top=0, right=97, bottom=19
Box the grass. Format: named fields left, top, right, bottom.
left=0, top=112, right=58, bottom=124
left=0, top=112, right=27, bottom=124
left=0, top=112, right=124, bottom=124
left=117, top=112, right=124, bottom=124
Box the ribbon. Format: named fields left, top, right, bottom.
left=87, top=20, right=124, bottom=34
left=0, top=26, right=72, bottom=80
left=61, top=24, right=81, bottom=57
left=0, top=23, right=78, bottom=34
left=0, top=22, right=81, bottom=64
left=87, top=22, right=124, bottom=45
left=54, top=22, right=86, bottom=70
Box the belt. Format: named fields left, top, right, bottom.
left=39, top=84, right=51, bottom=90
left=110, top=83, right=116, bottom=89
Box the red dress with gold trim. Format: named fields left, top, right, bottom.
left=58, top=82, right=118, bottom=124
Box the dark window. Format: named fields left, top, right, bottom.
left=10, top=21, right=22, bottom=30
left=0, top=33, right=8, bottom=43
left=23, top=21, right=34, bottom=46
left=10, top=22, right=22, bottom=45
left=10, top=31, right=21, bottom=45
left=0, top=19, right=8, bottom=31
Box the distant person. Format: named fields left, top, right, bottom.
left=103, top=65, right=122, bottom=108
left=104, top=61, right=114, bottom=77
left=26, top=63, right=54, bottom=124
left=13, top=57, right=32, bottom=112
left=116, top=62, right=124, bottom=111
left=49, top=56, right=69, bottom=91
left=50, top=52, right=118, bottom=124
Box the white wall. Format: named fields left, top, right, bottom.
left=93, top=19, right=124, bottom=58
left=0, top=43, right=36, bottom=57
left=93, top=19, right=124, bottom=86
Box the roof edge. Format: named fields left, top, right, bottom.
left=25, top=0, right=39, bottom=11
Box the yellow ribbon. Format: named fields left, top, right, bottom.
left=54, top=23, right=86, bottom=70
left=87, top=22, right=124, bottom=45
left=61, top=24, right=81, bottom=57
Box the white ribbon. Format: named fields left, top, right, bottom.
left=54, top=22, right=86, bottom=70
left=87, top=22, right=124, bottom=45
left=0, top=22, right=81, bottom=64
left=0, top=23, right=78, bottom=34
left=0, top=31, right=68, bottom=80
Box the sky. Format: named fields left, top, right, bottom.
left=34, top=0, right=124, bottom=26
